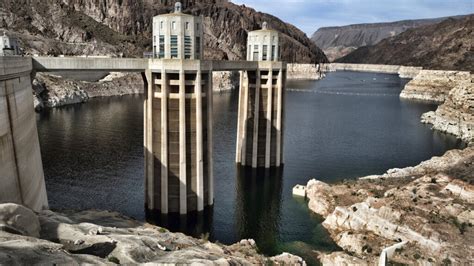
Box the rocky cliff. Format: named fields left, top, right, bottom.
left=399, top=70, right=473, bottom=143
left=0, top=0, right=327, bottom=63
left=400, top=70, right=471, bottom=103
left=0, top=203, right=305, bottom=265
left=304, top=146, right=474, bottom=265
left=421, top=74, right=474, bottom=143
left=33, top=73, right=144, bottom=110
left=311, top=16, right=454, bottom=62
left=337, top=15, right=474, bottom=71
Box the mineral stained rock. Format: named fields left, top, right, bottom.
left=306, top=146, right=474, bottom=265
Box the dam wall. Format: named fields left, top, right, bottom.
left=0, top=56, right=48, bottom=211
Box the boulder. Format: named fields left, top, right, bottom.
left=0, top=203, right=40, bottom=238
left=306, top=179, right=336, bottom=216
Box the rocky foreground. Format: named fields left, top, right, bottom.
left=303, top=146, right=473, bottom=265
left=0, top=203, right=304, bottom=265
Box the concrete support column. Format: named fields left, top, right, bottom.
left=144, top=70, right=154, bottom=210
left=265, top=69, right=273, bottom=168
left=160, top=68, right=169, bottom=213
left=276, top=69, right=283, bottom=166
left=236, top=71, right=244, bottom=164
left=195, top=69, right=204, bottom=211
left=179, top=70, right=187, bottom=214
left=236, top=70, right=250, bottom=166
left=207, top=68, right=214, bottom=205
left=252, top=69, right=261, bottom=168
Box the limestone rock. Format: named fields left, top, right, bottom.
left=287, top=64, right=324, bottom=80
left=0, top=203, right=40, bottom=238
left=306, top=179, right=336, bottom=217
left=420, top=74, right=474, bottom=143
left=400, top=70, right=471, bottom=103
left=270, top=252, right=306, bottom=265
left=0, top=207, right=306, bottom=265
left=318, top=251, right=369, bottom=265
left=305, top=146, right=474, bottom=265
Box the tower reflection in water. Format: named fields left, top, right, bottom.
left=235, top=167, right=283, bottom=254
left=145, top=207, right=213, bottom=239
left=146, top=166, right=283, bottom=247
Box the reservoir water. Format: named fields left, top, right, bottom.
left=36, top=71, right=463, bottom=263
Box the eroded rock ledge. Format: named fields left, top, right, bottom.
left=33, top=72, right=144, bottom=111
left=0, top=204, right=305, bottom=265
left=304, top=146, right=474, bottom=265
left=399, top=70, right=473, bottom=143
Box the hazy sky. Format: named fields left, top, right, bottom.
left=232, top=0, right=474, bottom=36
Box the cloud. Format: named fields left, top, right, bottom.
left=231, top=0, right=473, bottom=35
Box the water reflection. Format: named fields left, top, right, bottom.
left=235, top=167, right=283, bottom=253
left=145, top=207, right=213, bottom=238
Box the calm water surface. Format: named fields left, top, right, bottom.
left=36, top=71, right=463, bottom=263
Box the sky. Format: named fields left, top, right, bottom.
left=231, top=0, right=474, bottom=36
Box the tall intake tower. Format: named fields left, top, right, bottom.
left=145, top=2, right=213, bottom=216
left=236, top=22, right=286, bottom=168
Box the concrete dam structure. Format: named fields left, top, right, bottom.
left=0, top=57, right=48, bottom=211
left=0, top=3, right=287, bottom=219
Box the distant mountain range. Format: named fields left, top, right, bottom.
left=0, top=0, right=327, bottom=63
left=336, top=15, right=473, bottom=72
left=311, top=15, right=467, bottom=62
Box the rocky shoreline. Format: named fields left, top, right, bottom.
left=32, top=64, right=326, bottom=111
left=0, top=203, right=305, bottom=265
left=302, top=146, right=473, bottom=265
left=33, top=72, right=144, bottom=111
left=401, top=70, right=473, bottom=143
left=298, top=67, right=473, bottom=264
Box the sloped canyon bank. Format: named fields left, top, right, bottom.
left=300, top=67, right=473, bottom=264
left=0, top=203, right=305, bottom=265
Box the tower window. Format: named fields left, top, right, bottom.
left=185, top=22, right=190, bottom=30
left=184, top=36, right=192, bottom=59
left=159, top=35, right=165, bottom=58
left=170, top=35, right=178, bottom=58
left=262, top=45, right=268, bottom=61
left=160, top=21, right=164, bottom=29
left=172, top=21, right=176, bottom=30
left=195, top=36, right=201, bottom=59
left=272, top=45, right=276, bottom=61
left=253, top=45, right=259, bottom=61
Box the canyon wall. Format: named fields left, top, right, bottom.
left=0, top=0, right=327, bottom=63
left=337, top=15, right=473, bottom=72
left=311, top=16, right=455, bottom=61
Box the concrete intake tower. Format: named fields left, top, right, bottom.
left=145, top=2, right=213, bottom=215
